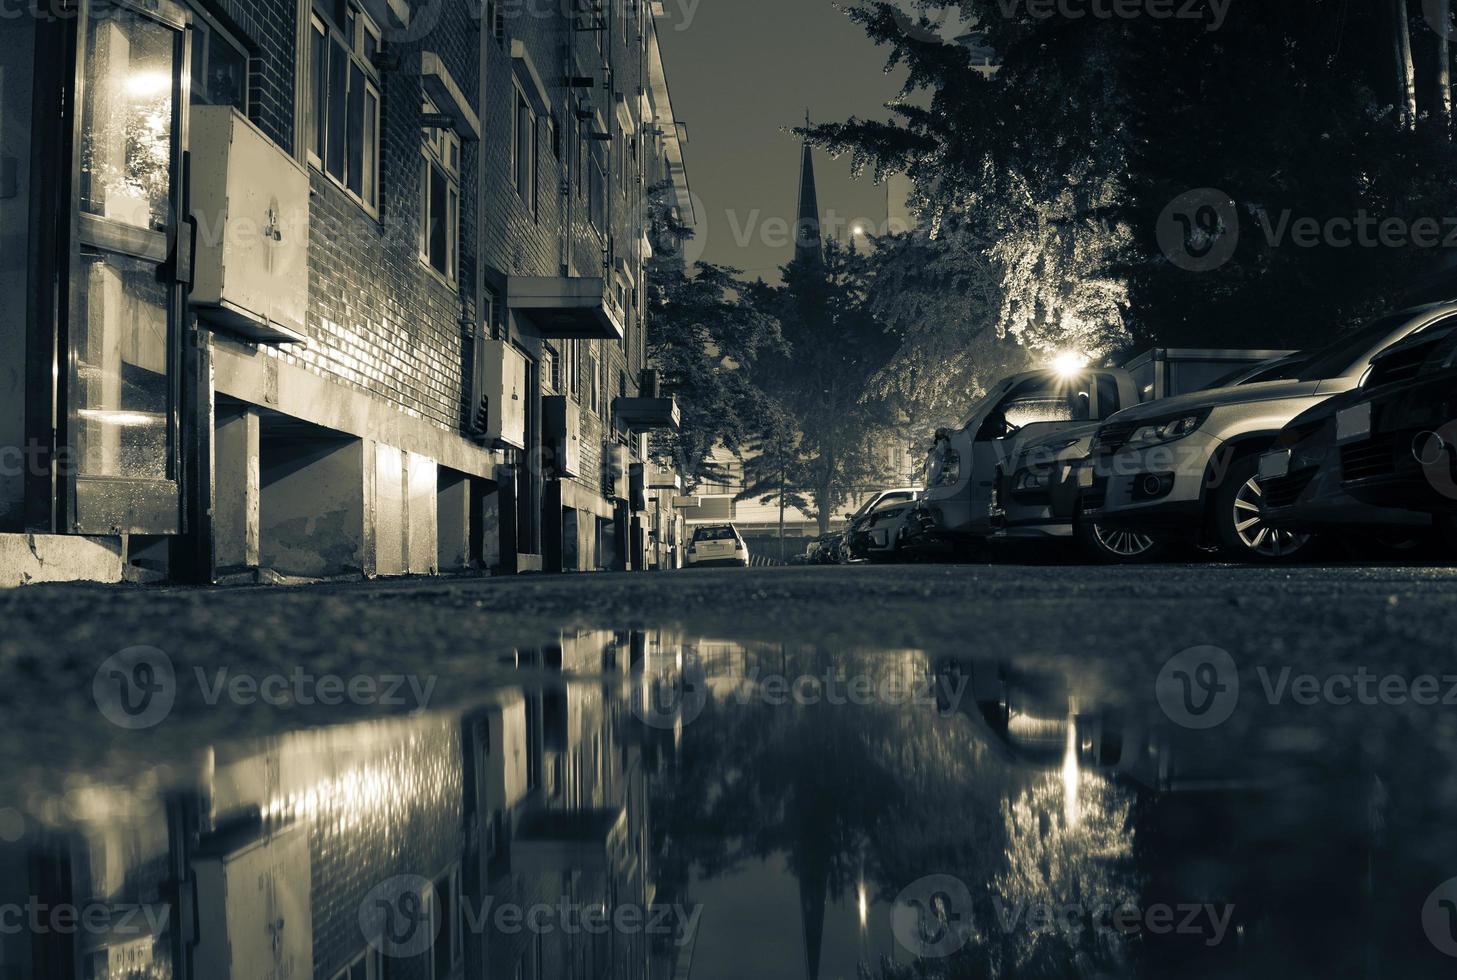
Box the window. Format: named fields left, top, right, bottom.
left=978, top=376, right=1093, bottom=440
left=189, top=12, right=248, bottom=111
left=586, top=345, right=600, bottom=415
left=588, top=144, right=606, bottom=232
left=420, top=97, right=461, bottom=283
left=543, top=345, right=560, bottom=392
left=513, top=88, right=536, bottom=212
left=309, top=2, right=380, bottom=213
left=549, top=112, right=561, bottom=161
left=330, top=948, right=383, bottom=980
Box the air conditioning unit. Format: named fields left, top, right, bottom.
left=193, top=824, right=313, bottom=980
left=542, top=395, right=581, bottom=477
left=189, top=107, right=309, bottom=344
left=479, top=340, right=528, bottom=449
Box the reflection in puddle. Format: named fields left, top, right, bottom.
left=0, top=631, right=1450, bottom=978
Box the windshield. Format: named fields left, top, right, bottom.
left=692, top=525, right=737, bottom=541
left=1202, top=354, right=1313, bottom=390
left=1295, top=313, right=1416, bottom=381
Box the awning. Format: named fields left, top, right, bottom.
left=507, top=275, right=625, bottom=341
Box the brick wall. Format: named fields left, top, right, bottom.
left=203, top=0, right=481, bottom=434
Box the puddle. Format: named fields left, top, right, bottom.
left=1, top=629, right=1454, bottom=978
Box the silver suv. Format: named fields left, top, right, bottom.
left=1083, top=302, right=1457, bottom=561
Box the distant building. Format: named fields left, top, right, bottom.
left=0, top=0, right=691, bottom=585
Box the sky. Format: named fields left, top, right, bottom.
left=655, top=0, right=910, bottom=280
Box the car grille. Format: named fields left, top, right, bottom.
left=1094, top=421, right=1138, bottom=453
left=1341, top=434, right=1398, bottom=482
left=1365, top=339, right=1439, bottom=389
left=1262, top=467, right=1317, bottom=508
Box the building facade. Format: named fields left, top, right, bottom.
left=0, top=0, right=691, bottom=586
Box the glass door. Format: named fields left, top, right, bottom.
left=66, top=0, right=190, bottom=533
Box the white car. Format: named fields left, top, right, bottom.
left=1084, top=301, right=1457, bottom=561
left=686, top=524, right=750, bottom=567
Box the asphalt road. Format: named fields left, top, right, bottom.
left=3, top=561, right=1455, bottom=789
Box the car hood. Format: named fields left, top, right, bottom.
left=1010, top=421, right=1102, bottom=466
left=1104, top=379, right=1323, bottom=424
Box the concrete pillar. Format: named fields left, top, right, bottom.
left=373, top=443, right=406, bottom=576
left=214, top=404, right=259, bottom=571
left=406, top=451, right=437, bottom=575
left=437, top=469, right=471, bottom=572
left=260, top=437, right=366, bottom=578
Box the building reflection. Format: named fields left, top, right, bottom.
left=0, top=636, right=1430, bottom=979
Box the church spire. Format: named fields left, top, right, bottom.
left=794, top=111, right=824, bottom=268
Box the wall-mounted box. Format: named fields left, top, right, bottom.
left=193, top=824, right=313, bottom=980
left=648, top=463, right=680, bottom=491
left=189, top=107, right=309, bottom=344
left=542, top=395, right=581, bottom=477
left=481, top=340, right=528, bottom=449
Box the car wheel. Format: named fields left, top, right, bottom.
left=1074, top=513, right=1166, bottom=564
left=1212, top=454, right=1314, bottom=562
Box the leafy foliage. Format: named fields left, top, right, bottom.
left=645, top=252, right=782, bottom=491
left=812, top=0, right=1457, bottom=360
left=746, top=240, right=902, bottom=531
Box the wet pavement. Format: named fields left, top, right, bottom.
left=2, top=564, right=1457, bottom=978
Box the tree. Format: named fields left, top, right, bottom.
left=736, top=407, right=811, bottom=563
left=644, top=247, right=781, bottom=491
left=810, top=0, right=1457, bottom=361
left=747, top=239, right=900, bottom=533
left=862, top=223, right=1032, bottom=450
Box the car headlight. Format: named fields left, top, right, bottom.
left=1126, top=409, right=1211, bottom=448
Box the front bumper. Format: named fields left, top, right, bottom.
left=1337, top=375, right=1457, bottom=514
left=1081, top=431, right=1222, bottom=530
left=1261, top=448, right=1430, bottom=532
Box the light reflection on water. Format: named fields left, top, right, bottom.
left=0, top=630, right=1451, bottom=979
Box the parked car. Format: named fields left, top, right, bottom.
left=846, top=495, right=921, bottom=562
left=686, top=524, right=750, bottom=567
left=993, top=352, right=1312, bottom=562
left=1258, top=386, right=1433, bottom=548
left=824, top=486, right=920, bottom=563
left=1318, top=318, right=1457, bottom=524
left=802, top=534, right=830, bottom=564
left=1082, top=302, right=1457, bottom=561
left=900, top=350, right=1289, bottom=560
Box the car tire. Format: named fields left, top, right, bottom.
left=1212, top=453, right=1315, bottom=562
left=1074, top=511, right=1166, bottom=564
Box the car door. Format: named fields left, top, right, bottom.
left=964, top=372, right=1102, bottom=533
